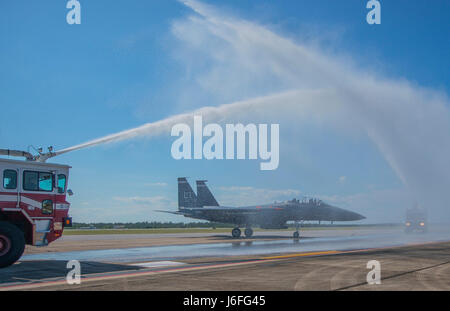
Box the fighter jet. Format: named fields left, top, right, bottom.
left=162, top=177, right=365, bottom=238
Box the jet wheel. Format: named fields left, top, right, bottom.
left=232, top=228, right=241, bottom=238
left=244, top=228, right=253, bottom=238
left=293, top=231, right=300, bottom=239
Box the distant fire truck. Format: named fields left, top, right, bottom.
left=0, top=148, right=72, bottom=267
left=405, top=205, right=427, bottom=233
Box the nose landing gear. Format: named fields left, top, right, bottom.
left=293, top=221, right=301, bottom=239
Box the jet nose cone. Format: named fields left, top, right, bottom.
left=341, top=210, right=365, bottom=221
left=328, top=205, right=365, bottom=221
left=351, top=211, right=366, bottom=221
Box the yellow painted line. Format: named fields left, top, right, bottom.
left=263, top=250, right=340, bottom=259
left=263, top=239, right=450, bottom=260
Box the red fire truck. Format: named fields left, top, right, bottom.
left=0, top=149, right=72, bottom=267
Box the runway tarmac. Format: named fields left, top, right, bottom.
left=1, top=226, right=450, bottom=290
left=19, top=229, right=450, bottom=263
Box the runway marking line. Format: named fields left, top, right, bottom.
left=263, top=250, right=340, bottom=259
left=334, top=259, right=450, bottom=291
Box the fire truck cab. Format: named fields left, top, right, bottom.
left=405, top=206, right=427, bottom=233
left=0, top=157, right=72, bottom=267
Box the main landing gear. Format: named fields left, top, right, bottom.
left=244, top=227, right=253, bottom=238
left=231, top=227, right=254, bottom=238
left=231, top=227, right=241, bottom=238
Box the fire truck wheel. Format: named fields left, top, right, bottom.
left=0, top=221, right=25, bottom=268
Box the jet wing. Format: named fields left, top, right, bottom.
left=155, top=210, right=186, bottom=215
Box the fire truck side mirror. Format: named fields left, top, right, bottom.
left=67, top=189, right=74, bottom=196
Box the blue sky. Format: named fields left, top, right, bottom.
left=1, top=0, right=449, bottom=223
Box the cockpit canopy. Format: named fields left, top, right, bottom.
left=289, top=197, right=323, bottom=206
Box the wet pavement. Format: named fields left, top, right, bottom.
left=1, top=226, right=450, bottom=290
left=19, top=227, right=450, bottom=263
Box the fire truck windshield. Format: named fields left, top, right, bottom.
left=23, top=171, right=53, bottom=192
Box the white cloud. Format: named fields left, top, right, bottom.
left=71, top=195, right=179, bottom=223
left=113, top=195, right=170, bottom=205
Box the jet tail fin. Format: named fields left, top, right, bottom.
left=196, top=180, right=219, bottom=207
left=178, top=177, right=198, bottom=209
